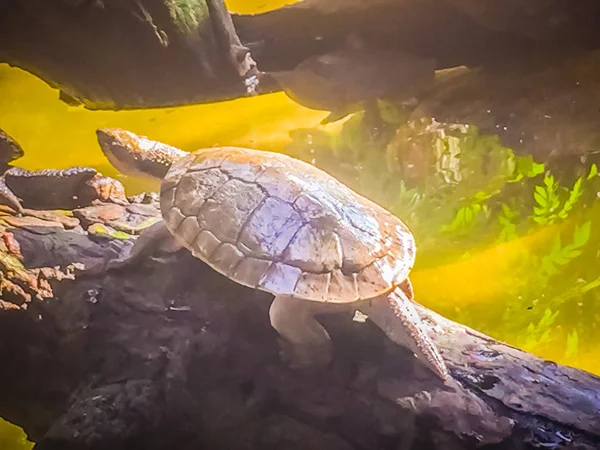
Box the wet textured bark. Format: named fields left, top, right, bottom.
left=1, top=0, right=600, bottom=109
left=0, top=0, right=256, bottom=109
left=0, top=197, right=598, bottom=450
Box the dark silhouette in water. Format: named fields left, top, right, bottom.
left=267, top=36, right=436, bottom=124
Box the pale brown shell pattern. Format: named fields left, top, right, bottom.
left=160, top=147, right=416, bottom=303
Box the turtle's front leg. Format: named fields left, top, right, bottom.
left=360, top=287, right=449, bottom=380
left=269, top=295, right=333, bottom=369
left=106, top=220, right=182, bottom=271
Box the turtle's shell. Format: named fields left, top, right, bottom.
left=160, top=147, right=415, bottom=303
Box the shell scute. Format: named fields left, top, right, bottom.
left=174, top=169, right=228, bottom=217
left=192, top=229, right=220, bottom=259
left=327, top=270, right=359, bottom=303
left=209, top=243, right=245, bottom=276
left=164, top=207, right=185, bottom=231
left=294, top=272, right=330, bottom=301
left=176, top=217, right=201, bottom=246
left=281, top=224, right=342, bottom=273
left=232, top=257, right=272, bottom=288
left=238, top=196, right=304, bottom=258
left=254, top=166, right=305, bottom=202
left=258, top=262, right=302, bottom=295
left=197, top=178, right=265, bottom=243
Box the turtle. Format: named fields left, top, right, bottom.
left=98, top=128, right=449, bottom=380
left=0, top=127, right=127, bottom=214
left=266, top=36, right=436, bottom=124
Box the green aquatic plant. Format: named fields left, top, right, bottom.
left=442, top=203, right=490, bottom=233
left=496, top=202, right=520, bottom=243
left=541, top=221, right=591, bottom=276
left=521, top=308, right=560, bottom=352
left=511, top=154, right=545, bottom=181
left=533, top=174, right=568, bottom=225
left=530, top=164, right=597, bottom=226
left=565, top=329, right=580, bottom=358
left=166, top=0, right=210, bottom=33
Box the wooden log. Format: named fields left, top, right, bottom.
left=0, top=196, right=598, bottom=449
left=0, top=0, right=258, bottom=109
left=2, top=0, right=600, bottom=109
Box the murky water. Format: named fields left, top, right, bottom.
left=1, top=0, right=599, bottom=447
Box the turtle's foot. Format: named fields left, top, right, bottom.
left=276, top=337, right=332, bottom=370
left=269, top=295, right=333, bottom=370
left=104, top=243, right=138, bottom=271
left=102, top=220, right=180, bottom=272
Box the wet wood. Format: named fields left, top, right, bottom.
left=0, top=193, right=598, bottom=449
left=1, top=0, right=600, bottom=109
left=0, top=0, right=257, bottom=109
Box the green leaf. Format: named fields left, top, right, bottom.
left=561, top=249, right=582, bottom=260
left=565, top=329, right=579, bottom=358
left=539, top=308, right=559, bottom=329
left=581, top=276, right=600, bottom=293
left=573, top=221, right=591, bottom=247
left=531, top=162, right=545, bottom=177
left=588, top=164, right=598, bottom=180
left=513, top=155, right=545, bottom=180
left=534, top=190, right=547, bottom=208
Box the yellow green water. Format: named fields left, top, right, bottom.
left=2, top=0, right=600, bottom=446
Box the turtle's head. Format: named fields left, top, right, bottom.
left=96, top=128, right=188, bottom=180
left=0, top=129, right=25, bottom=166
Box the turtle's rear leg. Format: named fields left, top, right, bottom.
left=269, top=295, right=333, bottom=369
left=106, top=220, right=182, bottom=271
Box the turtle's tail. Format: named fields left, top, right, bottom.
left=387, top=288, right=449, bottom=380
left=363, top=288, right=449, bottom=381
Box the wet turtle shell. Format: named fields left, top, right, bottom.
left=160, top=147, right=415, bottom=303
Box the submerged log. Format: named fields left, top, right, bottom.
left=0, top=192, right=598, bottom=449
